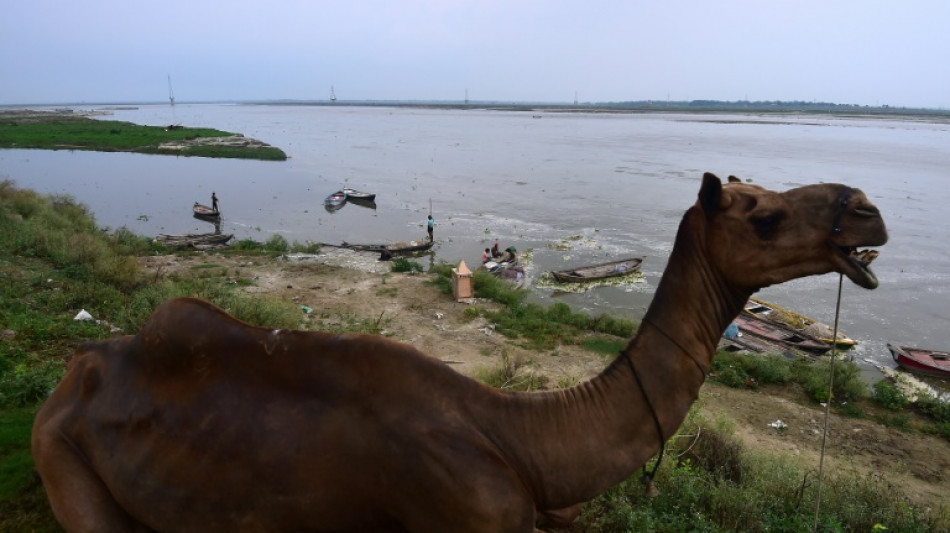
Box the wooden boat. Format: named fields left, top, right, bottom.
left=193, top=202, right=220, bottom=220
left=340, top=239, right=434, bottom=255
left=324, top=202, right=345, bottom=213
left=341, top=187, right=376, bottom=202
left=550, top=256, right=644, bottom=283
left=155, top=232, right=233, bottom=248
left=744, top=298, right=857, bottom=347
left=733, top=314, right=831, bottom=355
left=888, top=344, right=950, bottom=378
left=324, top=191, right=347, bottom=207
left=348, top=197, right=377, bottom=210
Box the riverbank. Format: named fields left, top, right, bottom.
left=0, top=109, right=287, bottom=160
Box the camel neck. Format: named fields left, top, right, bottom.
left=488, top=208, right=752, bottom=509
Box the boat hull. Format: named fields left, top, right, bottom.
left=341, top=188, right=376, bottom=202
left=733, top=314, right=831, bottom=355
left=156, top=233, right=233, bottom=248
left=340, top=240, right=434, bottom=255
left=889, top=344, right=950, bottom=378
left=744, top=298, right=857, bottom=347
left=193, top=203, right=220, bottom=220
left=550, top=256, right=644, bottom=283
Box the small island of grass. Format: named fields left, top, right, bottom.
left=0, top=109, right=287, bottom=161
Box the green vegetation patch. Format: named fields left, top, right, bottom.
left=0, top=111, right=287, bottom=161
left=428, top=263, right=638, bottom=350
left=0, top=182, right=308, bottom=530
left=576, top=405, right=948, bottom=532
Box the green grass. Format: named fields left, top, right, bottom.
left=0, top=182, right=310, bottom=531
left=578, top=336, right=628, bottom=356
left=575, top=405, right=948, bottom=532
left=0, top=112, right=287, bottom=161
left=390, top=258, right=424, bottom=273
left=428, top=263, right=638, bottom=350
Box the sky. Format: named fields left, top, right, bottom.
left=2, top=0, right=947, bottom=108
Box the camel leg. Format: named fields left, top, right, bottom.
left=537, top=504, right=583, bottom=530
left=33, top=433, right=147, bottom=533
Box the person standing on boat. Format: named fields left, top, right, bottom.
left=427, top=215, right=434, bottom=242
left=211, top=192, right=219, bottom=213
left=482, top=248, right=492, bottom=264
left=491, top=240, right=500, bottom=258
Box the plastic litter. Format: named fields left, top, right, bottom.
left=768, top=420, right=788, bottom=430
left=73, top=309, right=94, bottom=321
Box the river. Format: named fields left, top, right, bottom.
left=2, top=104, right=949, bottom=382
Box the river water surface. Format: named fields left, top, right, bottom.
left=2, top=104, right=949, bottom=381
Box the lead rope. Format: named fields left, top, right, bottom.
left=813, top=273, right=845, bottom=531
left=623, top=317, right=710, bottom=498
left=624, top=353, right=665, bottom=498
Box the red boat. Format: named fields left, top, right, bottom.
left=888, top=344, right=950, bottom=378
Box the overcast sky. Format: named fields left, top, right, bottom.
left=2, top=0, right=946, bottom=108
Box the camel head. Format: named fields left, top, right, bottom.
left=695, top=172, right=888, bottom=292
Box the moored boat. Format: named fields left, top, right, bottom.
left=744, top=298, right=857, bottom=347
left=340, top=239, right=434, bottom=255
left=733, top=314, right=831, bottom=355
left=155, top=232, right=233, bottom=249
left=324, top=191, right=347, bottom=207
left=888, top=344, right=950, bottom=378
left=348, top=197, right=377, bottom=209
left=193, top=202, right=220, bottom=220
left=341, top=187, right=376, bottom=202
left=550, top=256, right=644, bottom=283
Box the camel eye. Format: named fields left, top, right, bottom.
left=751, top=212, right=785, bottom=240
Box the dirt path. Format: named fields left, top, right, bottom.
left=141, top=249, right=950, bottom=510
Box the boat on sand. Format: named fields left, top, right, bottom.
left=729, top=314, right=832, bottom=356
left=340, top=239, right=434, bottom=255
left=744, top=298, right=857, bottom=347
left=155, top=232, right=233, bottom=249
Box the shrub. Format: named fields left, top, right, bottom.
left=0, top=360, right=63, bottom=408
left=872, top=379, right=910, bottom=411
left=711, top=350, right=792, bottom=389
left=475, top=351, right=547, bottom=391
left=264, top=234, right=289, bottom=252
left=914, top=393, right=950, bottom=423
left=390, top=258, right=423, bottom=273
left=289, top=241, right=321, bottom=253
left=793, top=357, right=866, bottom=404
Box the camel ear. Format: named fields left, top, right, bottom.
left=699, top=172, right=723, bottom=216
left=728, top=175, right=741, bottom=183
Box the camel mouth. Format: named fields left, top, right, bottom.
left=839, top=246, right=880, bottom=289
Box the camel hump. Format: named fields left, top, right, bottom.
left=137, top=297, right=268, bottom=372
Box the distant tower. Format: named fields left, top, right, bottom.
left=574, top=91, right=578, bottom=105
left=330, top=86, right=336, bottom=103
left=167, top=75, right=175, bottom=106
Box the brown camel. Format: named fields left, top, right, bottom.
left=32, top=173, right=887, bottom=532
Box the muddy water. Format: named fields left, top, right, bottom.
left=2, top=104, right=948, bottom=384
